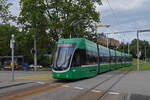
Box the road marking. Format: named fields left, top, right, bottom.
left=91, top=90, right=102, bottom=93
left=109, top=92, right=120, bottom=95
left=37, top=82, right=45, bottom=85
left=74, top=87, right=84, bottom=90
left=15, top=74, right=53, bottom=80
left=62, top=85, right=70, bottom=88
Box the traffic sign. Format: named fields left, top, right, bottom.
left=44, top=54, right=50, bottom=56
left=11, top=62, right=14, bottom=68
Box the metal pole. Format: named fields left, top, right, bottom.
left=128, top=43, right=130, bottom=54
left=11, top=34, right=15, bottom=81
left=145, top=46, right=147, bottom=63
left=34, top=36, right=37, bottom=71
left=106, top=33, right=109, bottom=48
left=137, top=31, right=140, bottom=71
left=123, top=39, right=125, bottom=53
left=95, top=25, right=100, bottom=74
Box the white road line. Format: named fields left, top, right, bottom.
left=109, top=92, right=120, bottom=95
left=62, top=85, right=70, bottom=88
left=91, top=90, right=102, bottom=93
left=37, top=82, right=45, bottom=85
left=74, top=87, right=84, bottom=90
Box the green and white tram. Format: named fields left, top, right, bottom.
left=52, top=38, right=132, bottom=79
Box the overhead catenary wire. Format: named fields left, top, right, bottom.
left=106, top=0, right=140, bottom=32
left=106, top=0, right=120, bottom=25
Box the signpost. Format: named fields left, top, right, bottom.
left=10, top=34, right=15, bottom=81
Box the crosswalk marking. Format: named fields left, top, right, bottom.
left=91, top=90, right=102, bottom=93
left=74, top=87, right=84, bottom=90
left=109, top=92, right=120, bottom=95
left=62, top=85, right=70, bottom=88
left=37, top=82, right=45, bottom=85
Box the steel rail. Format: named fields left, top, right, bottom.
left=73, top=70, right=128, bottom=100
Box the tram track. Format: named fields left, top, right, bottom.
left=73, top=70, right=130, bottom=100
left=98, top=71, right=130, bottom=100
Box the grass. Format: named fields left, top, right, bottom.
left=120, top=59, right=150, bottom=71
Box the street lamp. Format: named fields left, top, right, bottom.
left=96, top=24, right=111, bottom=48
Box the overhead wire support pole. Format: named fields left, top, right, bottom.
left=145, top=46, right=147, bottom=63
left=106, top=33, right=109, bottom=48
left=95, top=25, right=100, bottom=74
left=137, top=31, right=140, bottom=71
left=33, top=35, right=37, bottom=71
left=136, top=29, right=150, bottom=71
left=128, top=43, right=130, bottom=54
left=95, top=24, right=110, bottom=73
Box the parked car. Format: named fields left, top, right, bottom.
left=29, top=65, right=43, bottom=68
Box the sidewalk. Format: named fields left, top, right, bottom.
left=0, top=71, right=53, bottom=98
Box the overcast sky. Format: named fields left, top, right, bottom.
left=9, top=0, right=150, bottom=43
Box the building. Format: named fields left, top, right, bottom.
left=97, top=37, right=120, bottom=47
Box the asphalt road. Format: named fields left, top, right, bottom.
left=1, top=70, right=150, bottom=100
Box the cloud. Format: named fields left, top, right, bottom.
left=98, top=0, right=147, bottom=11
left=96, top=0, right=150, bottom=43
left=9, top=0, right=20, bottom=17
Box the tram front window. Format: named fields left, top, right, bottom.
left=52, top=43, right=75, bottom=71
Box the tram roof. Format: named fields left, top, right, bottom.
left=58, top=38, right=131, bottom=57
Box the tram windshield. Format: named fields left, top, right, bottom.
left=52, top=43, right=75, bottom=71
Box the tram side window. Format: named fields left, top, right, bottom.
left=128, top=57, right=130, bottom=62
left=71, top=49, right=84, bottom=67
left=103, top=56, right=110, bottom=64
left=112, top=56, right=116, bottom=63
left=116, top=56, right=118, bottom=63
left=123, top=57, right=125, bottom=62
left=111, top=56, right=113, bottom=63
left=118, top=57, right=122, bottom=63
left=99, top=56, right=103, bottom=64
left=117, top=57, right=120, bottom=63
left=85, top=50, right=98, bottom=65
left=125, top=57, right=127, bottom=62
left=129, top=58, right=132, bottom=62
left=127, top=58, right=129, bottom=62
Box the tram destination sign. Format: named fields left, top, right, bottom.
left=57, top=43, right=76, bottom=48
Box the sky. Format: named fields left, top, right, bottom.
left=9, top=0, right=150, bottom=43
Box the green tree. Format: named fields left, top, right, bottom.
left=0, top=24, right=20, bottom=56
left=46, top=0, right=102, bottom=38
left=19, top=0, right=102, bottom=42
left=18, top=0, right=102, bottom=66
left=129, top=39, right=150, bottom=59
left=0, top=0, right=15, bottom=24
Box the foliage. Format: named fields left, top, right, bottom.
left=0, top=24, right=20, bottom=56
left=19, top=0, right=102, bottom=43
left=0, top=0, right=15, bottom=24
left=17, top=0, right=102, bottom=66
left=117, top=39, right=150, bottom=60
